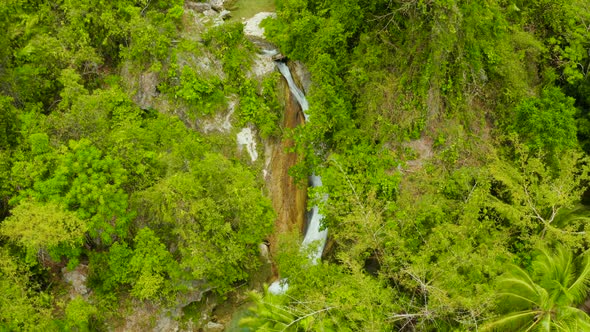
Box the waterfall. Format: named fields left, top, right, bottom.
left=276, top=62, right=309, bottom=119
left=268, top=62, right=328, bottom=294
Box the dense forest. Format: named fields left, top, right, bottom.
left=1, top=0, right=590, bottom=331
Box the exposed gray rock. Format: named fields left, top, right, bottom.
left=243, top=12, right=276, bottom=39
left=237, top=127, right=259, bottom=162
left=259, top=242, right=271, bottom=263
left=202, top=8, right=224, bottom=26
left=153, top=314, right=179, bottom=332
left=62, top=265, right=89, bottom=296
left=292, top=61, right=312, bottom=95
left=204, top=321, right=224, bottom=332
left=249, top=52, right=276, bottom=79
left=201, top=98, right=236, bottom=133
left=185, top=1, right=211, bottom=13
left=135, top=71, right=159, bottom=109
left=209, top=0, right=225, bottom=11
left=219, top=9, right=231, bottom=20
left=203, top=8, right=218, bottom=18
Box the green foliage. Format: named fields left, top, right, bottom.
left=32, top=139, right=130, bottom=246
left=488, top=142, right=590, bottom=243
left=103, top=228, right=181, bottom=301
left=203, top=22, right=255, bottom=86
left=0, top=200, right=87, bottom=259
left=135, top=153, right=274, bottom=293
left=0, top=248, right=53, bottom=330
left=64, top=296, right=98, bottom=332
left=173, top=65, right=225, bottom=114
left=239, top=290, right=298, bottom=331
left=238, top=77, right=280, bottom=138
left=121, top=9, right=178, bottom=64
left=0, top=0, right=589, bottom=329
left=242, top=260, right=398, bottom=331
left=127, top=228, right=181, bottom=300
left=483, top=246, right=590, bottom=331
left=0, top=95, right=19, bottom=149
left=508, top=87, right=578, bottom=155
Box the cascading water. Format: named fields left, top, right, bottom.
left=268, top=62, right=328, bottom=294
left=275, top=62, right=309, bottom=119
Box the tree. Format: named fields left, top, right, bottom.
left=483, top=246, right=590, bottom=331
left=0, top=200, right=87, bottom=259
left=33, top=139, right=130, bottom=245
left=488, top=141, right=590, bottom=242
left=134, top=153, right=275, bottom=293
left=64, top=296, right=98, bottom=332
left=509, top=87, right=578, bottom=156
left=0, top=95, right=18, bottom=150
left=0, top=248, right=54, bottom=330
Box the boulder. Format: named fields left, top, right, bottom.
left=243, top=12, right=276, bottom=39
left=219, top=9, right=231, bottom=20
left=185, top=1, right=211, bottom=13
left=209, top=0, right=225, bottom=11
left=204, top=322, right=225, bottom=332
left=135, top=71, right=159, bottom=109
left=62, top=265, right=89, bottom=296
left=259, top=242, right=271, bottom=263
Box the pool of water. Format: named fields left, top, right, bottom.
left=227, top=0, right=276, bottom=21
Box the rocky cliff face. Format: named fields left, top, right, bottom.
left=264, top=76, right=308, bottom=256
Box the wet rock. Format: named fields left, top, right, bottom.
left=264, top=81, right=308, bottom=256
left=292, top=61, right=312, bottom=95
left=272, top=53, right=286, bottom=62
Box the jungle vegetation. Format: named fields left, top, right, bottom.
left=1, top=0, right=590, bottom=331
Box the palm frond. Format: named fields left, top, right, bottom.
left=481, top=310, right=540, bottom=332
left=566, top=253, right=590, bottom=304
left=499, top=265, right=541, bottom=298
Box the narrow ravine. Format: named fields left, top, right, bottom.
left=268, top=62, right=328, bottom=294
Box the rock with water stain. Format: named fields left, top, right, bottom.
left=291, top=61, right=312, bottom=95
left=237, top=127, right=258, bottom=162
left=201, top=98, right=236, bottom=133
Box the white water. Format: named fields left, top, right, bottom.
left=269, top=62, right=328, bottom=294
left=301, top=175, right=328, bottom=263
left=276, top=62, right=310, bottom=120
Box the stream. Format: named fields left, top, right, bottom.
left=268, top=62, right=329, bottom=294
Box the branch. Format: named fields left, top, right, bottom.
left=331, top=159, right=368, bottom=219
left=281, top=307, right=335, bottom=331
left=140, top=0, right=152, bottom=16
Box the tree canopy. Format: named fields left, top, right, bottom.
left=1, top=0, right=590, bottom=330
